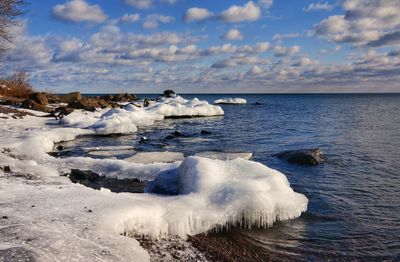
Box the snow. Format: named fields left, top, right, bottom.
left=0, top=98, right=307, bottom=259
left=194, top=151, right=253, bottom=160
left=60, top=96, right=223, bottom=135
left=214, top=98, right=247, bottom=105
left=125, top=152, right=185, bottom=164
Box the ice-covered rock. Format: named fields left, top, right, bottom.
left=214, top=98, right=247, bottom=105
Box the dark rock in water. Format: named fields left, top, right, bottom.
left=254, top=102, right=264, bottom=105
left=143, top=99, right=150, bottom=107
left=274, top=148, right=325, bottom=165
left=69, top=169, right=99, bottom=183
left=68, top=169, right=145, bottom=193
left=60, top=92, right=82, bottom=103
left=172, top=131, right=184, bottom=137
left=165, top=135, right=175, bottom=140
left=201, top=130, right=212, bottom=135
left=3, top=165, right=11, bottom=172
left=163, top=89, right=176, bottom=98
left=56, top=145, right=64, bottom=151
left=21, top=99, right=51, bottom=112
left=29, top=92, right=48, bottom=105
left=140, top=136, right=148, bottom=142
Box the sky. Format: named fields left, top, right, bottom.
left=1, top=0, right=400, bottom=93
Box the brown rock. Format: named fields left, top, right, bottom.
left=29, top=92, right=48, bottom=105
left=60, top=92, right=82, bottom=103
left=21, top=99, right=51, bottom=112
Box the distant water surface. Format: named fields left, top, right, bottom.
left=67, top=94, right=400, bottom=261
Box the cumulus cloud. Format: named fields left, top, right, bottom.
left=221, top=29, right=244, bottom=40
left=219, top=1, right=261, bottom=23
left=273, top=45, right=301, bottom=57
left=315, top=0, right=400, bottom=47
left=273, top=33, right=301, bottom=41
left=52, top=0, right=107, bottom=24
left=183, top=7, right=213, bottom=22
left=143, top=14, right=175, bottom=29
left=303, top=2, right=334, bottom=12
left=120, top=13, right=140, bottom=23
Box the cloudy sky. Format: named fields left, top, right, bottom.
left=2, top=0, right=400, bottom=93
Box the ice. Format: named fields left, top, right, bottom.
left=116, top=157, right=308, bottom=238
left=0, top=103, right=307, bottom=259
left=194, top=151, right=253, bottom=160
left=125, top=152, right=185, bottom=164
left=149, top=96, right=224, bottom=117
left=214, top=98, right=247, bottom=104
left=59, top=96, right=223, bottom=135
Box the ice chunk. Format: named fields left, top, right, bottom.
left=118, top=157, right=308, bottom=238
left=125, top=152, right=185, bottom=164
left=194, top=151, right=253, bottom=160
left=214, top=98, right=247, bottom=104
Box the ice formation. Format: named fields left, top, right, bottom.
left=60, top=96, right=224, bottom=135
left=214, top=98, right=247, bottom=104
left=125, top=151, right=185, bottom=164
left=0, top=95, right=307, bottom=259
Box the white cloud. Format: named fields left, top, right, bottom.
left=303, top=2, right=333, bottom=12
left=183, top=7, right=213, bottom=22
left=219, top=1, right=261, bottom=23
left=249, top=65, right=263, bottom=74
left=52, top=0, right=107, bottom=24
left=143, top=14, right=175, bottom=29
left=273, top=33, right=301, bottom=41
left=221, top=29, right=244, bottom=40
left=315, top=0, right=400, bottom=47
left=273, top=45, right=301, bottom=57
left=120, top=13, right=140, bottom=23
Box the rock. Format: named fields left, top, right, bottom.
left=69, top=169, right=99, bottom=183
left=163, top=90, right=176, bottom=98
left=3, top=166, right=11, bottom=172
left=172, top=131, right=184, bottom=137
left=60, top=92, right=82, bottom=103
left=56, top=145, right=64, bottom=151
left=21, top=99, right=51, bottom=112
left=68, top=98, right=97, bottom=111
left=112, top=93, right=137, bottom=102
left=274, top=148, right=325, bottom=165
left=47, top=94, right=61, bottom=103
left=29, top=92, right=48, bottom=105
left=200, top=130, right=212, bottom=135
left=102, top=94, right=114, bottom=101
left=143, top=99, right=150, bottom=107
left=254, top=102, right=263, bottom=105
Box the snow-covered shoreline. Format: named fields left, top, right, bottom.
left=0, top=96, right=307, bottom=261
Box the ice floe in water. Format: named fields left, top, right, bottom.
left=194, top=151, right=253, bottom=160
left=125, top=151, right=185, bottom=164
left=214, top=98, right=247, bottom=104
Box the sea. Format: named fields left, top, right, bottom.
left=62, top=94, right=400, bottom=261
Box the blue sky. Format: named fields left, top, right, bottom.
left=2, top=0, right=400, bottom=93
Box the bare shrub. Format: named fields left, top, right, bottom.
left=0, top=68, right=33, bottom=97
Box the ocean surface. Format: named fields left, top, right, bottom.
left=62, top=94, right=400, bottom=261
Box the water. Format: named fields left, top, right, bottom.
left=62, top=94, right=400, bottom=261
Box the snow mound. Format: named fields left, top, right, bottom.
left=194, top=151, right=253, bottom=160
left=125, top=152, right=185, bottom=164
left=115, top=157, right=308, bottom=238
left=60, top=96, right=224, bottom=135
left=214, top=98, right=247, bottom=105
left=149, top=96, right=224, bottom=117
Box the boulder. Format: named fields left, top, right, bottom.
left=112, top=93, right=137, bottom=102
left=163, top=90, right=176, bottom=98
left=29, top=92, right=48, bottom=105
left=68, top=98, right=96, bottom=112
left=60, top=92, right=81, bottom=103
left=47, top=94, right=61, bottom=103
left=69, top=169, right=99, bottom=183
left=274, top=148, right=325, bottom=165
left=21, top=99, right=51, bottom=112
left=200, top=130, right=212, bottom=135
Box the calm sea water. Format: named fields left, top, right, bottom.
left=67, top=94, right=400, bottom=261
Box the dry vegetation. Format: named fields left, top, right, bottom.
left=0, top=69, right=33, bottom=98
